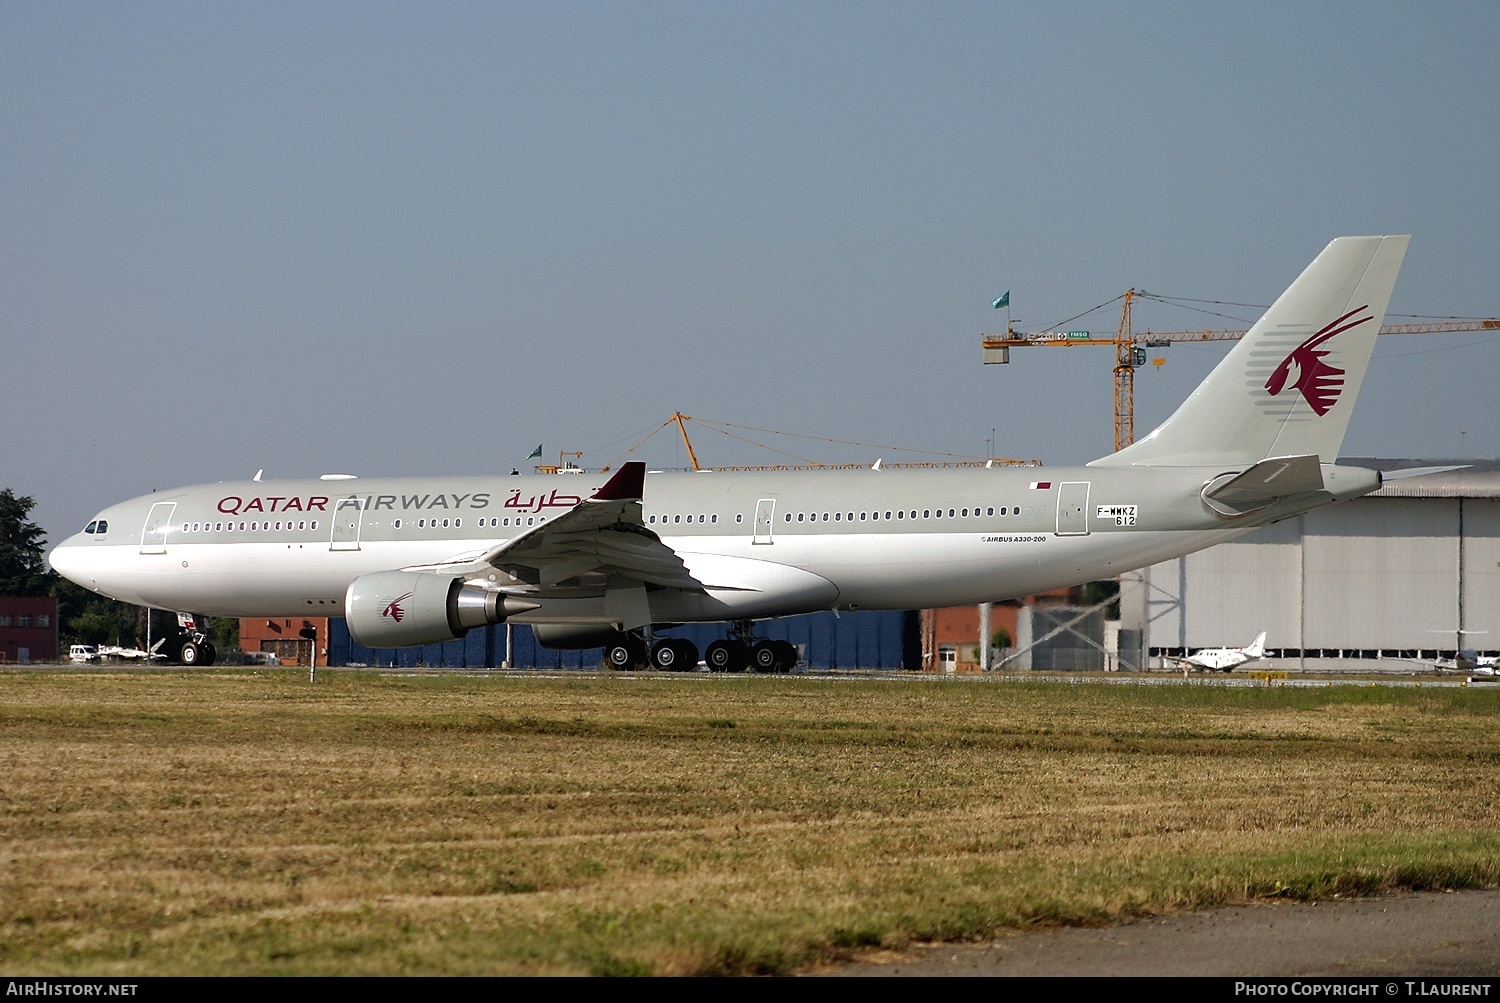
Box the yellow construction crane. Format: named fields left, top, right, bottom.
left=983, top=290, right=1500, bottom=451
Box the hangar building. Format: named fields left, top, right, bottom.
left=1127, top=460, right=1500, bottom=670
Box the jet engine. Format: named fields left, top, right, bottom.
left=345, top=570, right=538, bottom=648
left=531, top=623, right=630, bottom=650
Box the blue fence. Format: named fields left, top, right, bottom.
left=328, top=609, right=919, bottom=671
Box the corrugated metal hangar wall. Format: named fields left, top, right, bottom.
left=329, top=608, right=920, bottom=671
left=1142, top=464, right=1500, bottom=661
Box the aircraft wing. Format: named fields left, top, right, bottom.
left=1388, top=656, right=1457, bottom=673
left=406, top=463, right=703, bottom=591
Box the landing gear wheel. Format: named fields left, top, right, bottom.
left=651, top=638, right=699, bottom=671
left=178, top=640, right=201, bottom=666
left=705, top=640, right=743, bottom=673
left=773, top=640, right=798, bottom=673
left=605, top=636, right=645, bottom=671
left=750, top=639, right=780, bottom=673
left=650, top=639, right=676, bottom=671
left=200, top=642, right=218, bottom=667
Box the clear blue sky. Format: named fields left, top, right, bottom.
left=4, top=1, right=1498, bottom=543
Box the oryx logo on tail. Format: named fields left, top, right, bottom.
left=1263, top=306, right=1373, bottom=416
left=382, top=592, right=414, bottom=622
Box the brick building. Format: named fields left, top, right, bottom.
left=0, top=597, right=60, bottom=663
left=920, top=587, right=1083, bottom=673
left=239, top=616, right=330, bottom=667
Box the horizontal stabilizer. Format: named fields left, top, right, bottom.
left=1381, top=464, right=1468, bottom=481
left=1204, top=454, right=1324, bottom=505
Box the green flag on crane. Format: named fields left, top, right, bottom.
left=992, top=291, right=1009, bottom=309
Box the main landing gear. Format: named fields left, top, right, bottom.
left=602, top=623, right=798, bottom=674
left=603, top=633, right=700, bottom=672
left=715, top=620, right=799, bottom=673
left=706, top=636, right=797, bottom=674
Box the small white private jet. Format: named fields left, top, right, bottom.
left=1170, top=631, right=1268, bottom=673
left=50, top=236, right=1411, bottom=672
left=1396, top=650, right=1499, bottom=677
left=98, top=640, right=167, bottom=663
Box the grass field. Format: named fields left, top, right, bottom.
left=2, top=669, right=1498, bottom=976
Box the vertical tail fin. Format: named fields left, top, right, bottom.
left=1093, top=236, right=1409, bottom=468
left=1245, top=631, right=1267, bottom=659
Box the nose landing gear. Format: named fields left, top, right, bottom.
left=165, top=611, right=217, bottom=666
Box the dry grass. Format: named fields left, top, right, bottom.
left=1, top=670, right=1498, bottom=975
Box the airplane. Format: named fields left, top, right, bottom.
left=97, top=640, right=166, bottom=663
left=49, top=235, right=1410, bottom=674
left=1393, top=650, right=1499, bottom=677
left=69, top=641, right=165, bottom=664
left=1387, top=628, right=1500, bottom=676
left=1167, top=631, right=1268, bottom=673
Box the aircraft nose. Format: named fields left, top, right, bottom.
left=48, top=538, right=92, bottom=587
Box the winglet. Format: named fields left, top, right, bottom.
left=592, top=461, right=645, bottom=501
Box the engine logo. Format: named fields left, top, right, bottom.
left=1263, top=306, right=1371, bottom=416
left=382, top=592, right=414, bottom=622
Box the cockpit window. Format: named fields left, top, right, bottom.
left=84, top=520, right=108, bottom=535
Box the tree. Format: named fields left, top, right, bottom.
left=0, top=487, right=147, bottom=647
left=52, top=577, right=143, bottom=648
left=210, top=616, right=241, bottom=654
left=1082, top=579, right=1121, bottom=619
left=0, top=489, right=53, bottom=596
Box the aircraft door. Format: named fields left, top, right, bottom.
left=330, top=497, right=365, bottom=551
left=753, top=499, right=775, bottom=544
left=1055, top=481, right=1090, bottom=536
left=139, top=502, right=177, bottom=555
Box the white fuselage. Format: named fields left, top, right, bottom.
left=50, top=464, right=1278, bottom=626
left=1185, top=649, right=1254, bottom=671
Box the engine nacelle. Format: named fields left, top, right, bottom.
left=345, top=570, right=538, bottom=648
left=531, top=623, right=627, bottom=650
